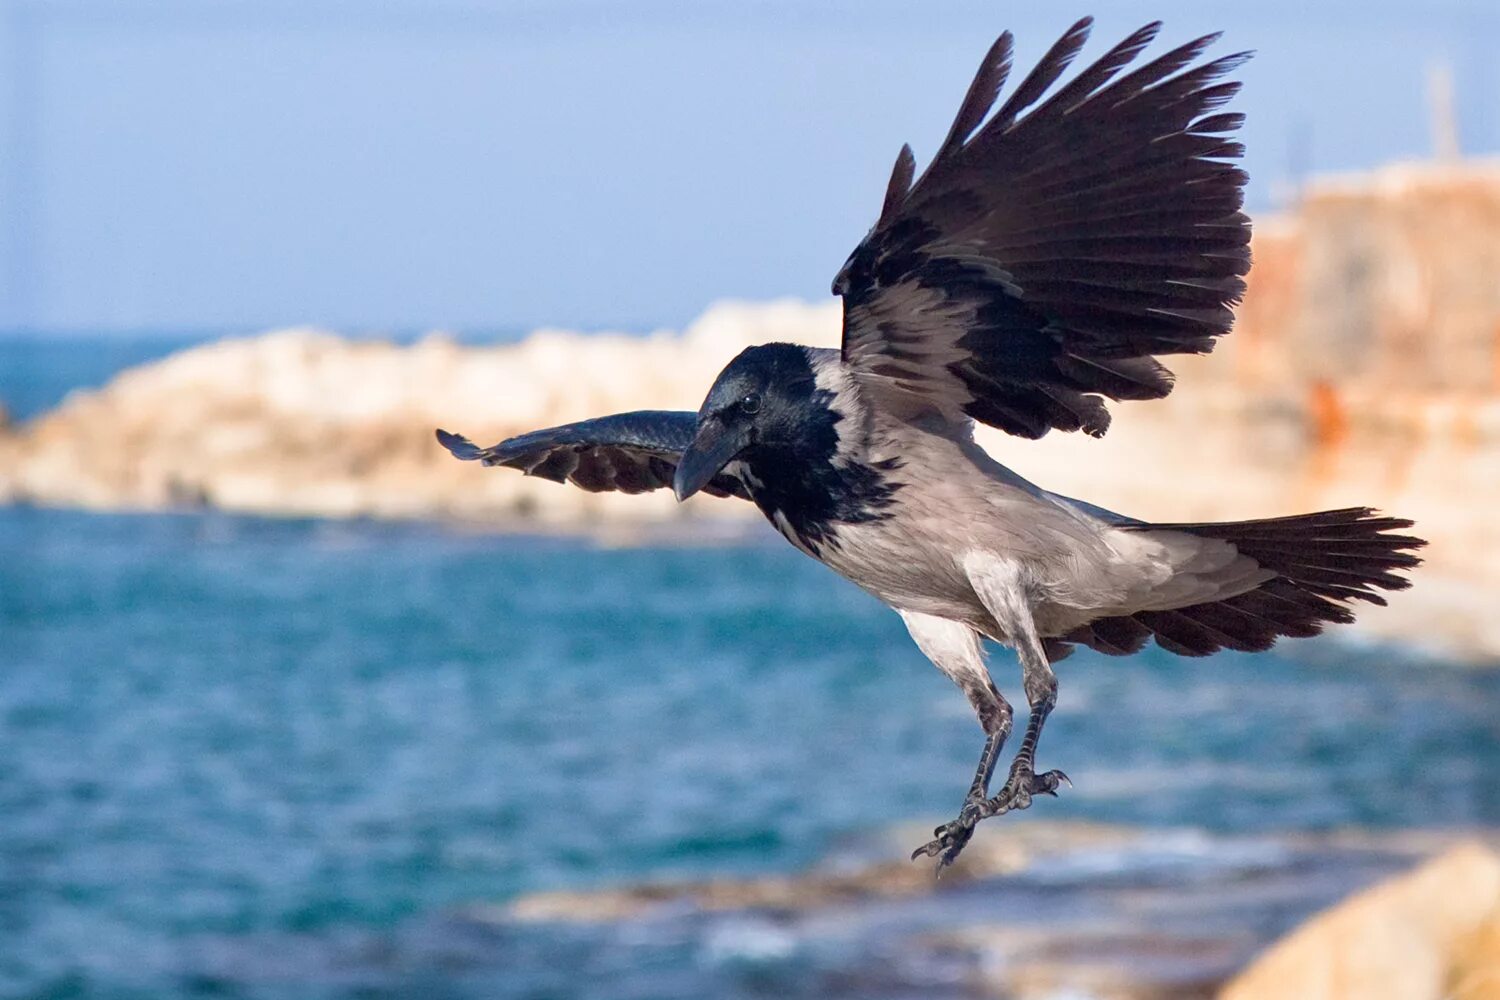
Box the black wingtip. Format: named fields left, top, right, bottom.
left=435, top=428, right=485, bottom=461
left=878, top=143, right=917, bottom=225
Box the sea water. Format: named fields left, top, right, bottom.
left=2, top=341, right=1497, bottom=997
left=5, top=507, right=1498, bottom=997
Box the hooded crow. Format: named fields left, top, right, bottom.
left=437, top=18, right=1425, bottom=870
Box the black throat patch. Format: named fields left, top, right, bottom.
left=737, top=348, right=902, bottom=553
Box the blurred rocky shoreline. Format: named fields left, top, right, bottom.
left=3, top=161, right=1500, bottom=658
left=480, top=819, right=1500, bottom=1000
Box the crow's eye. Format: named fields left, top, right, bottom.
left=740, top=393, right=761, bottom=414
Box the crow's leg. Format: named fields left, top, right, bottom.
left=988, top=637, right=1069, bottom=813
left=898, top=612, right=1013, bottom=871
left=911, top=679, right=1013, bottom=870
left=966, top=557, right=1070, bottom=818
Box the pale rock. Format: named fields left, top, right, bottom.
left=1, top=162, right=1499, bottom=655
left=1219, top=842, right=1500, bottom=1000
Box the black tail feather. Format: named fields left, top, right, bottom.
left=1066, top=507, right=1425, bottom=658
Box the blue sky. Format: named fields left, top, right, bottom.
left=1, top=0, right=1496, bottom=334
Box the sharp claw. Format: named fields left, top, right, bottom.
left=914, top=817, right=975, bottom=867
left=934, top=833, right=972, bottom=874
left=912, top=833, right=951, bottom=861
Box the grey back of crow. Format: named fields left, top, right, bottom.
left=436, top=18, right=1424, bottom=870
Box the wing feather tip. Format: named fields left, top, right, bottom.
left=879, top=143, right=917, bottom=224
left=938, top=31, right=1015, bottom=156
left=435, top=428, right=486, bottom=461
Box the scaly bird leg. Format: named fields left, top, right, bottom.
left=989, top=633, right=1069, bottom=814
left=911, top=679, right=1014, bottom=870
left=912, top=559, right=1070, bottom=867
left=898, top=613, right=1014, bottom=872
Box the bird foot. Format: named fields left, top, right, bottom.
left=911, top=767, right=1070, bottom=872
left=992, top=764, right=1070, bottom=814
left=911, top=799, right=985, bottom=871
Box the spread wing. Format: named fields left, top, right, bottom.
left=836, top=18, right=1252, bottom=439
left=435, top=412, right=751, bottom=499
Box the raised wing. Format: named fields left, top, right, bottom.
left=836, top=18, right=1252, bottom=439
left=436, top=411, right=751, bottom=499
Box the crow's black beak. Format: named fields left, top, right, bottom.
left=673, top=418, right=750, bottom=502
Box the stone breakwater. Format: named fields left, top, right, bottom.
left=3, top=161, right=1500, bottom=656
left=0, top=299, right=837, bottom=528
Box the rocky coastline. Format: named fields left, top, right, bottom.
left=3, top=161, right=1500, bottom=657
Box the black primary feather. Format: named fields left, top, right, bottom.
left=878, top=145, right=917, bottom=227
left=937, top=32, right=1013, bottom=156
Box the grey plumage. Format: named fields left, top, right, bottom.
left=436, top=19, right=1425, bottom=869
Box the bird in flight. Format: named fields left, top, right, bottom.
left=437, top=18, right=1424, bottom=870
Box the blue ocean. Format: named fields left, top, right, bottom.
left=2, top=339, right=1497, bottom=999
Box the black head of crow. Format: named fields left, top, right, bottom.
left=673, top=344, right=902, bottom=549
left=672, top=343, right=821, bottom=504
left=436, top=18, right=1426, bottom=872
